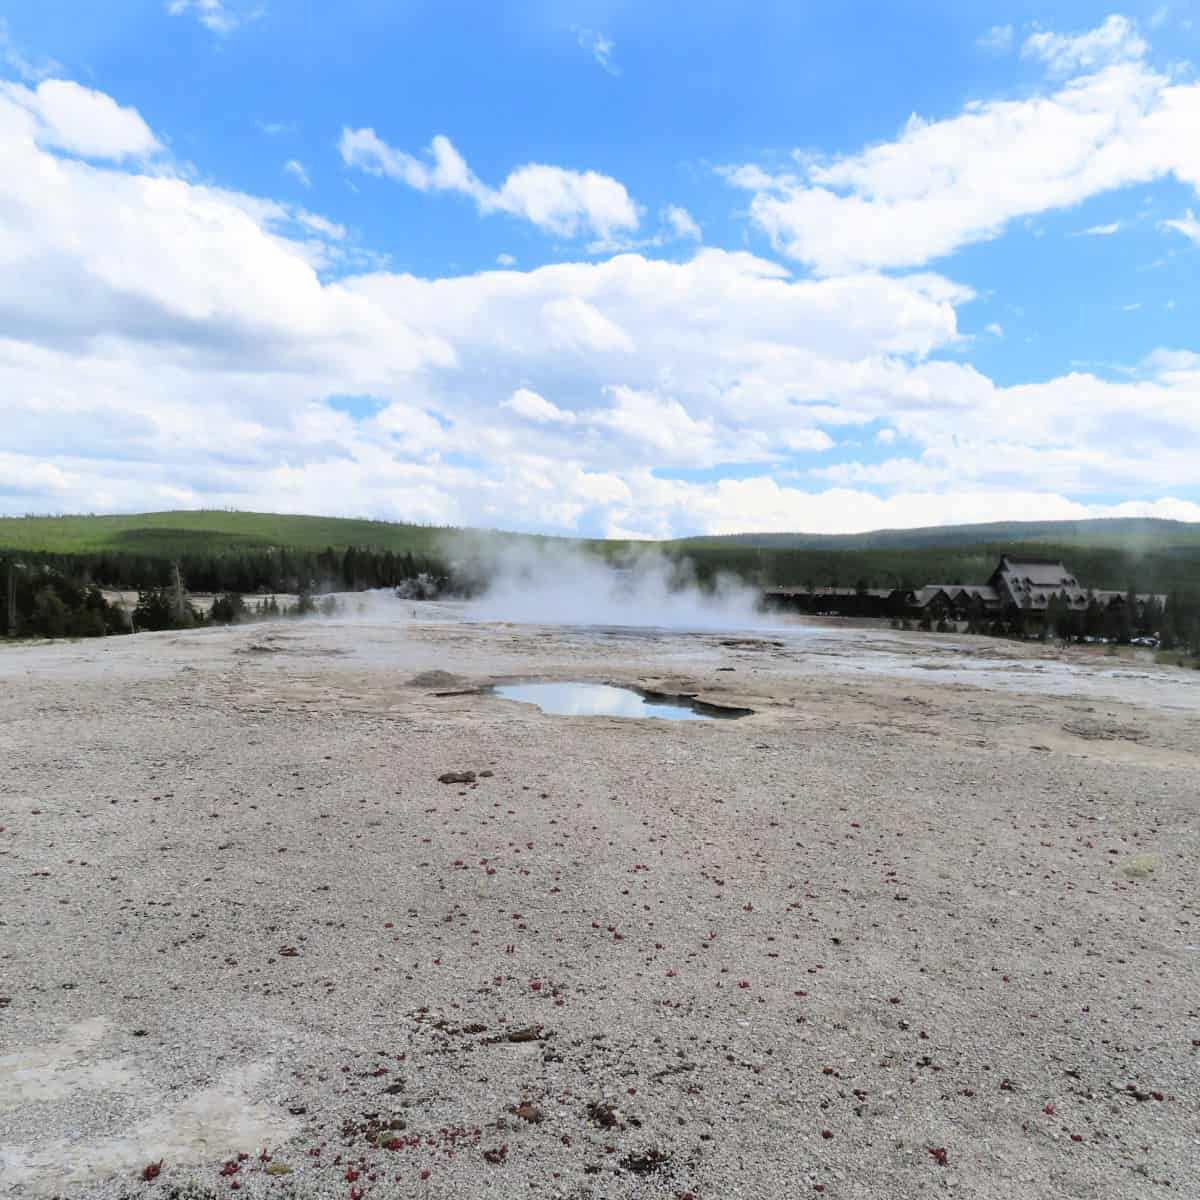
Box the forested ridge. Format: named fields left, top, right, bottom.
left=2, top=511, right=1198, bottom=654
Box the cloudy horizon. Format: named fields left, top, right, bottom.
left=2, top=5, right=1199, bottom=537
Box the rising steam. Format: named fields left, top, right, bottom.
left=444, top=534, right=766, bottom=630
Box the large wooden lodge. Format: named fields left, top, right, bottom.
left=765, top=554, right=1166, bottom=629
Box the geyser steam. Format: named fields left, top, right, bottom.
left=446, top=534, right=766, bottom=630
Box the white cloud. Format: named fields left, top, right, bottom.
left=1021, top=14, right=1147, bottom=75
left=166, top=0, right=251, bottom=36
left=651, top=480, right=1200, bottom=536
left=984, top=322, right=1004, bottom=337
left=1144, top=347, right=1198, bottom=374
left=499, top=164, right=638, bottom=239
left=502, top=388, right=576, bottom=424
left=723, top=18, right=1200, bottom=274
left=1162, top=209, right=1200, bottom=242
left=663, top=204, right=702, bottom=241
left=339, top=129, right=640, bottom=240
left=496, top=253, right=516, bottom=267
left=977, top=25, right=1014, bottom=52
left=583, top=385, right=781, bottom=466
left=573, top=27, right=618, bottom=75
left=284, top=159, right=311, bottom=188
left=293, top=209, right=344, bottom=240
left=1, top=77, right=1198, bottom=536
left=1080, top=220, right=1122, bottom=235
left=3, top=79, right=160, bottom=160
left=540, top=296, right=635, bottom=353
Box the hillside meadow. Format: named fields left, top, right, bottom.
left=2, top=511, right=1199, bottom=597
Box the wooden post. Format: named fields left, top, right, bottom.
left=6, top=562, right=15, bottom=638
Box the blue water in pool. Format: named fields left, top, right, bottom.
left=492, top=681, right=716, bottom=720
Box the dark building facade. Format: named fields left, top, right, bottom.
left=765, top=555, right=1166, bottom=632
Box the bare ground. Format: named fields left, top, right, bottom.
left=1, top=612, right=1198, bottom=1199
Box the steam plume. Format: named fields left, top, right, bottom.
left=445, top=534, right=766, bottom=630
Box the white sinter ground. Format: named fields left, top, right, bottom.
left=1, top=606, right=1198, bottom=1198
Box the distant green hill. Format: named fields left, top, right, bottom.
left=1, top=510, right=1197, bottom=596
left=0, top=510, right=458, bottom=558
left=672, top=520, right=1200, bottom=595
left=672, top=517, right=1200, bottom=552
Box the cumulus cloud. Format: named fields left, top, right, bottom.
left=3, top=79, right=160, bottom=160
left=723, top=16, right=1200, bottom=273
left=339, top=129, right=639, bottom=240
left=502, top=388, right=576, bottom=424
left=2, top=75, right=1198, bottom=536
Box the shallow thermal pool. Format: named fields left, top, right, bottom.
left=490, top=681, right=747, bottom=721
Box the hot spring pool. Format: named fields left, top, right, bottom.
left=489, top=681, right=750, bottom=721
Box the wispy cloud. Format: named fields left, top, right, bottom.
left=572, top=26, right=618, bottom=75
left=339, top=129, right=640, bottom=240
left=977, top=24, right=1013, bottom=52
left=284, top=158, right=311, bottom=188
left=1161, top=210, right=1200, bottom=244
left=0, top=18, right=61, bottom=81
left=663, top=205, right=702, bottom=241
left=257, top=119, right=294, bottom=136
left=1079, top=221, right=1122, bottom=236
left=1021, top=14, right=1146, bottom=75
left=166, top=0, right=260, bottom=36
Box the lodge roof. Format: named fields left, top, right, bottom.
left=993, top=556, right=1080, bottom=590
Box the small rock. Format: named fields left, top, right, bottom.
left=264, top=1163, right=292, bottom=1176
left=620, top=1148, right=669, bottom=1174
left=140, top=1160, right=164, bottom=1182
left=507, top=1026, right=543, bottom=1043
left=516, top=1101, right=543, bottom=1123
left=587, top=1100, right=619, bottom=1129
left=438, top=771, right=477, bottom=785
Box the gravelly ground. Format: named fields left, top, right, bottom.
left=1, top=612, right=1198, bottom=1199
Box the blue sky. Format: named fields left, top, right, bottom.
left=1, top=2, right=1198, bottom=535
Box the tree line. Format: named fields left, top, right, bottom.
left=0, top=544, right=450, bottom=639
left=3, top=540, right=1198, bottom=658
